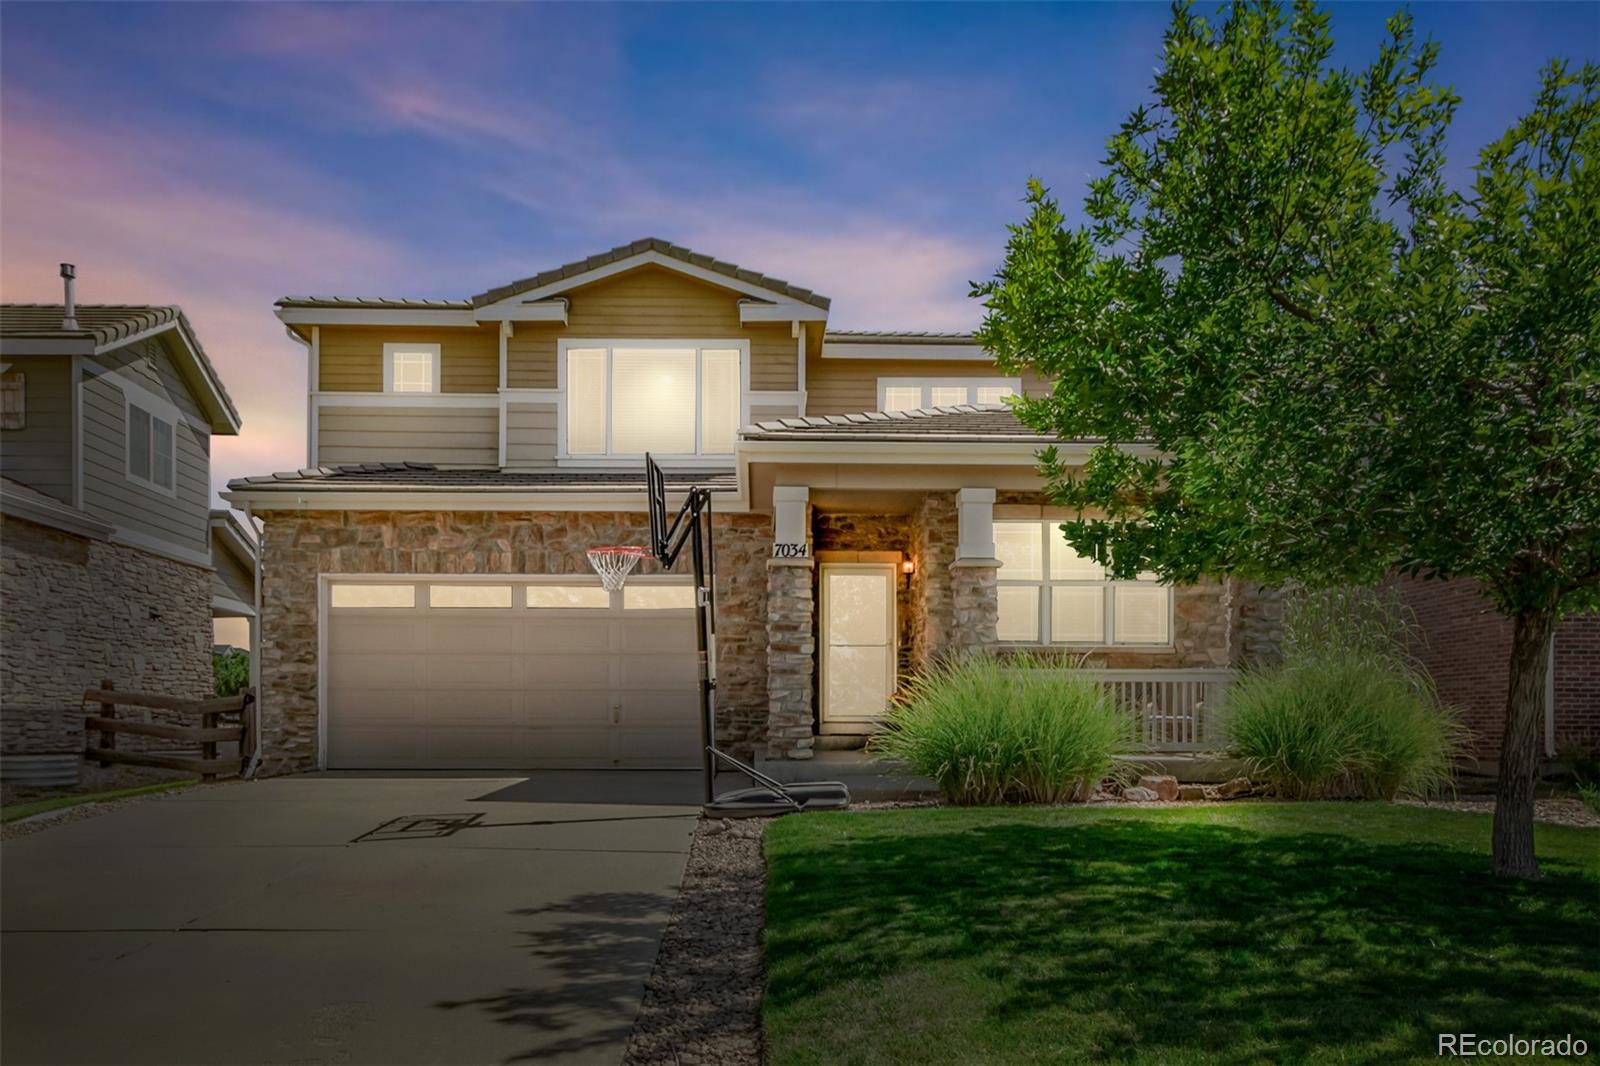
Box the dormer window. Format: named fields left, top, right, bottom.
left=383, top=343, right=440, bottom=394
left=879, top=377, right=1020, bottom=413
left=562, top=340, right=743, bottom=458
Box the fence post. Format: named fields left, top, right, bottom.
left=96, top=678, right=116, bottom=767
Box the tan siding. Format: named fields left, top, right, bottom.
left=504, top=402, right=558, bottom=468
left=749, top=403, right=801, bottom=421
left=0, top=356, right=74, bottom=504
left=805, top=356, right=1050, bottom=415
left=505, top=266, right=799, bottom=391
left=317, top=326, right=499, bottom=394
left=316, top=405, right=498, bottom=466
left=81, top=372, right=210, bottom=556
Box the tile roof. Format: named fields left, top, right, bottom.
left=275, top=296, right=473, bottom=311
left=472, top=237, right=830, bottom=309
left=228, top=462, right=738, bottom=493
left=740, top=404, right=1069, bottom=443
left=1, top=304, right=183, bottom=345
left=822, top=330, right=978, bottom=343
left=0, top=304, right=241, bottom=431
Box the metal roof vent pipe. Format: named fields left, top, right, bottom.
left=60, top=263, right=77, bottom=330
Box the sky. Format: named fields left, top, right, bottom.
left=2, top=1, right=1595, bottom=502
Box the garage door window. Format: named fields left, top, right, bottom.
left=429, top=585, right=513, bottom=608
left=623, top=585, right=696, bottom=610
left=525, top=585, right=610, bottom=609
left=330, top=584, right=415, bottom=608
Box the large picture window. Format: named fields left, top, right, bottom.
left=994, top=520, right=1171, bottom=646
left=564, top=341, right=742, bottom=457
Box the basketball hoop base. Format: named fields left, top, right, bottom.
left=707, top=781, right=852, bottom=818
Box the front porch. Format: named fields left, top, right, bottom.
left=757, top=480, right=1271, bottom=761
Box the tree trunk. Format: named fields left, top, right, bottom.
left=1490, top=607, right=1555, bottom=880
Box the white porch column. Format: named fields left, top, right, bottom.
left=956, top=487, right=997, bottom=561
left=772, top=485, right=811, bottom=558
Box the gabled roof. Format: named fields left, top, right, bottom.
left=822, top=330, right=977, bottom=343
left=740, top=404, right=1064, bottom=443
left=0, top=304, right=241, bottom=434
left=227, top=462, right=738, bottom=493
left=275, top=296, right=473, bottom=311
left=473, top=237, right=830, bottom=310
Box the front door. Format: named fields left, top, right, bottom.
left=820, top=563, right=897, bottom=730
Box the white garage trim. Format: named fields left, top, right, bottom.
left=316, top=573, right=698, bottom=770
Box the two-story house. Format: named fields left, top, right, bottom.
left=1, top=267, right=242, bottom=762
left=224, top=238, right=1279, bottom=774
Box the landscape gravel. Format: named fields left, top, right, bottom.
left=624, top=815, right=769, bottom=1066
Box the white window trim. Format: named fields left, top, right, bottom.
left=556, top=338, right=750, bottom=463
left=877, top=376, right=1021, bottom=412
left=382, top=343, right=442, bottom=394
left=995, top=519, right=1173, bottom=648
left=124, top=392, right=179, bottom=498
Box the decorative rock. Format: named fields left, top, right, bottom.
left=1137, top=774, right=1180, bottom=801
left=1208, top=776, right=1254, bottom=800
left=1122, top=786, right=1160, bottom=802
left=1177, top=784, right=1208, bottom=802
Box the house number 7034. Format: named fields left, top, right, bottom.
left=773, top=542, right=810, bottom=558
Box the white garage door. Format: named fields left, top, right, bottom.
left=323, top=577, right=701, bottom=769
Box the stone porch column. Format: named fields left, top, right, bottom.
left=951, top=487, right=1000, bottom=655
left=766, top=487, right=815, bottom=759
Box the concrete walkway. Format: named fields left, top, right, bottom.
left=1, top=772, right=703, bottom=1066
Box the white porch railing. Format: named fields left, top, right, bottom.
left=1079, top=668, right=1234, bottom=750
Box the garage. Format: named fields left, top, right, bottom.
left=322, top=576, right=701, bottom=769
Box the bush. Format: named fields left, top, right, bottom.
left=1224, top=587, right=1465, bottom=799
left=213, top=650, right=249, bottom=698
left=870, top=653, right=1131, bottom=804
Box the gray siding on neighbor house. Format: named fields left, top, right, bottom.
left=316, top=405, right=499, bottom=466
left=81, top=369, right=210, bottom=557
left=0, top=355, right=74, bottom=505
left=94, top=336, right=206, bottom=423
left=211, top=535, right=255, bottom=606
left=503, top=402, right=557, bottom=468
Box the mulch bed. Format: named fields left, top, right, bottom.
left=624, top=816, right=769, bottom=1066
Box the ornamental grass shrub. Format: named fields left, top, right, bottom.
left=870, top=653, right=1131, bottom=805
left=1224, top=587, right=1466, bottom=800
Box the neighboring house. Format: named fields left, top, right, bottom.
left=0, top=268, right=241, bottom=758
left=224, top=237, right=1279, bottom=774
left=1398, top=577, right=1599, bottom=762
left=210, top=508, right=258, bottom=653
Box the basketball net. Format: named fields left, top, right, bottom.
left=586, top=546, right=649, bottom=592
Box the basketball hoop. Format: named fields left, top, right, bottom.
left=587, top=546, right=649, bottom=591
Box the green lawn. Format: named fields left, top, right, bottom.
left=0, top=779, right=196, bottom=824
left=764, top=803, right=1599, bottom=1066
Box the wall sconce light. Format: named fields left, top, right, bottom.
left=901, top=558, right=916, bottom=586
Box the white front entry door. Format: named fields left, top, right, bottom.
left=820, top=563, right=897, bottom=729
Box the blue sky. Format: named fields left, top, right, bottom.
left=2, top=1, right=1595, bottom=493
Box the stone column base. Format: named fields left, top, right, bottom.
left=765, top=557, right=816, bottom=760
left=950, top=558, right=1001, bottom=657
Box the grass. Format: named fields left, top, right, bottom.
left=0, top=778, right=197, bottom=824
left=764, top=804, right=1598, bottom=1066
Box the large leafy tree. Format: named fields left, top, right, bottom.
left=976, top=0, right=1598, bottom=878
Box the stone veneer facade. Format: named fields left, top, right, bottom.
left=1, top=514, right=213, bottom=755
left=254, top=508, right=772, bottom=773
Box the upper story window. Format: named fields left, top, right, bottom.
left=879, top=377, right=1019, bottom=412
left=994, top=520, right=1172, bottom=647
left=1, top=370, right=24, bottom=429
left=127, top=400, right=176, bottom=494
left=383, top=343, right=441, bottom=394
left=563, top=340, right=743, bottom=458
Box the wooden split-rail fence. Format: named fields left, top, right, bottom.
left=81, top=680, right=255, bottom=782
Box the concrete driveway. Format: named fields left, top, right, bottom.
left=1, top=772, right=703, bottom=1066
